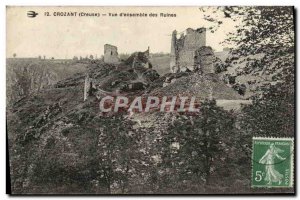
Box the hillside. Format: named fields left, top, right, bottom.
left=214, top=51, right=276, bottom=98
left=6, top=58, right=88, bottom=105
left=149, top=73, right=243, bottom=100
left=149, top=55, right=170, bottom=75
left=7, top=58, right=249, bottom=194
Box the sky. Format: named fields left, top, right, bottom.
left=7, top=6, right=238, bottom=59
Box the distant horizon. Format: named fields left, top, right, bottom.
left=6, top=48, right=231, bottom=59
left=6, top=51, right=172, bottom=59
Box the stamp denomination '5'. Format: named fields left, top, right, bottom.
left=252, top=137, right=294, bottom=188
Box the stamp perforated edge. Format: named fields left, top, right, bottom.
left=251, top=137, right=294, bottom=188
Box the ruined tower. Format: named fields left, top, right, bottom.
left=170, top=30, right=178, bottom=73
left=104, top=44, right=119, bottom=64
left=170, top=28, right=206, bottom=73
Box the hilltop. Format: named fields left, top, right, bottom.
left=7, top=52, right=246, bottom=194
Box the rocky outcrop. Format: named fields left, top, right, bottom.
left=125, top=47, right=151, bottom=69
left=83, top=54, right=160, bottom=100
left=194, top=46, right=220, bottom=74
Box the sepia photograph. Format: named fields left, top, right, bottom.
left=6, top=6, right=295, bottom=194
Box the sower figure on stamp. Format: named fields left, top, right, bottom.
left=259, top=143, right=286, bottom=185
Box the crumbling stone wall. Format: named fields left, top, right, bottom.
left=83, top=74, right=98, bottom=101
left=84, top=74, right=92, bottom=101
left=194, top=46, right=215, bottom=74
left=125, top=47, right=152, bottom=69
left=104, top=44, right=119, bottom=64
left=170, top=30, right=178, bottom=72
left=170, top=28, right=206, bottom=73
left=194, top=46, right=225, bottom=75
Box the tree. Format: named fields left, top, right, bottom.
left=93, top=115, right=139, bottom=193
left=240, top=83, right=294, bottom=138
left=201, top=7, right=294, bottom=137
left=73, top=56, right=79, bottom=61
left=13, top=53, right=17, bottom=58
left=160, top=100, right=235, bottom=191
left=201, top=6, right=294, bottom=92
left=89, top=55, right=94, bottom=60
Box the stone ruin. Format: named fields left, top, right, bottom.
left=84, top=47, right=158, bottom=101
left=125, top=47, right=151, bottom=69
left=104, top=44, right=119, bottom=64
left=170, top=27, right=224, bottom=75
left=170, top=27, right=207, bottom=73
left=84, top=74, right=97, bottom=101
left=194, top=46, right=223, bottom=74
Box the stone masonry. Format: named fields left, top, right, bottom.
left=170, top=28, right=206, bottom=73
left=104, top=44, right=119, bottom=64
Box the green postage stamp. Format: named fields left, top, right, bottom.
left=252, top=137, right=294, bottom=188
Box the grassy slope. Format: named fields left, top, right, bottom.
left=6, top=58, right=88, bottom=104
left=150, top=73, right=243, bottom=100
left=150, top=55, right=170, bottom=75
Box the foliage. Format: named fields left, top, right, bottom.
left=92, top=115, right=138, bottom=193
left=119, top=53, right=130, bottom=61
left=8, top=7, right=295, bottom=194
left=202, top=6, right=294, bottom=137
left=240, top=83, right=294, bottom=138
left=159, top=100, right=236, bottom=191
left=202, top=6, right=294, bottom=90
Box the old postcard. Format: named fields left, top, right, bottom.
left=6, top=6, right=295, bottom=194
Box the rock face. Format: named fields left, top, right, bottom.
left=194, top=46, right=217, bottom=74
left=170, top=28, right=206, bottom=73
left=104, top=44, right=119, bottom=64
left=125, top=47, right=151, bottom=69
left=83, top=52, right=160, bottom=101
